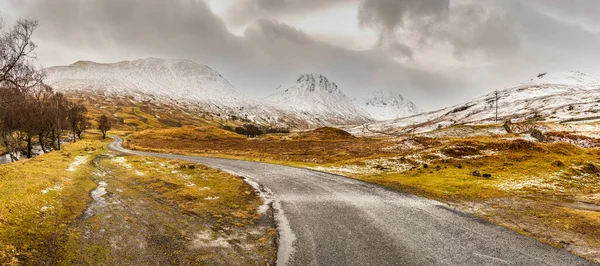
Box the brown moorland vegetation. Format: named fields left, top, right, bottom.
left=126, top=125, right=600, bottom=263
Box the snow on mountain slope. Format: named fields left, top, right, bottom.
left=265, top=74, right=372, bottom=125
left=352, top=90, right=421, bottom=121
left=354, top=71, right=600, bottom=135
left=45, top=59, right=372, bottom=127
left=45, top=58, right=252, bottom=110
left=527, top=71, right=600, bottom=86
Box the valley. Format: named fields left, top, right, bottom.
left=3, top=3, right=600, bottom=265
left=32, top=59, right=600, bottom=264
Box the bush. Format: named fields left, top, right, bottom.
left=503, top=120, right=513, bottom=133
left=265, top=127, right=290, bottom=134
left=234, top=127, right=247, bottom=135
left=530, top=129, right=545, bottom=142
left=243, top=124, right=263, bottom=137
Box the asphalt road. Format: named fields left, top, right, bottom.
left=108, top=136, right=594, bottom=266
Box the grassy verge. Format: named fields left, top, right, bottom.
left=56, top=154, right=276, bottom=265
left=0, top=135, right=109, bottom=265
left=125, top=126, right=600, bottom=263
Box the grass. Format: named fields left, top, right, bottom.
left=0, top=129, right=277, bottom=265
left=125, top=125, right=600, bottom=263
left=68, top=92, right=236, bottom=131
left=55, top=154, right=276, bottom=265
left=126, top=126, right=395, bottom=164
left=101, top=155, right=264, bottom=226
left=0, top=135, right=109, bottom=265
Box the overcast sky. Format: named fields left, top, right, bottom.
left=2, top=0, right=600, bottom=111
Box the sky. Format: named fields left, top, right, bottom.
left=2, top=0, right=600, bottom=111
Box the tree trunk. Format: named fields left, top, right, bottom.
left=57, top=130, right=61, bottom=150
left=50, top=129, right=56, bottom=150
left=39, top=132, right=47, bottom=153
left=72, top=128, right=76, bottom=143
left=26, top=135, right=33, bottom=158
left=9, top=152, right=18, bottom=162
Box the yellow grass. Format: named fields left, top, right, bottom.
left=0, top=135, right=109, bottom=265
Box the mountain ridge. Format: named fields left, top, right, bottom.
left=44, top=58, right=374, bottom=128
left=353, top=71, right=600, bottom=135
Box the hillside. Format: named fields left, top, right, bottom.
left=352, top=90, right=421, bottom=120
left=355, top=71, right=600, bottom=135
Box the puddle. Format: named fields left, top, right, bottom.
left=82, top=180, right=108, bottom=219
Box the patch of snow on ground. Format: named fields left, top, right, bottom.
left=497, top=173, right=563, bottom=192
left=40, top=205, right=54, bottom=213
left=68, top=156, right=89, bottom=172
left=41, top=184, right=63, bottom=194
left=204, top=196, right=220, bottom=200
left=191, top=231, right=231, bottom=248
left=112, top=157, right=132, bottom=169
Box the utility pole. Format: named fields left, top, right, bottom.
left=495, top=90, right=499, bottom=123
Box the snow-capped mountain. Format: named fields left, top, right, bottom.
left=352, top=90, right=421, bottom=121
left=265, top=74, right=372, bottom=125
left=355, top=71, right=600, bottom=135
left=45, top=58, right=251, bottom=110
left=45, top=59, right=373, bottom=128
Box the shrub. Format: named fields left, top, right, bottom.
left=530, top=129, right=545, bottom=142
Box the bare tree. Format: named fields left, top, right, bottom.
left=97, top=115, right=111, bottom=139
left=0, top=18, right=43, bottom=161
left=66, top=103, right=88, bottom=142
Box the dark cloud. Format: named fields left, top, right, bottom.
left=4, top=0, right=600, bottom=111
left=358, top=0, right=519, bottom=60
left=358, top=0, right=449, bottom=32
left=225, top=0, right=352, bottom=26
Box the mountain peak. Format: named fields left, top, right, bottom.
left=295, top=73, right=339, bottom=93
left=266, top=74, right=371, bottom=125
left=353, top=89, right=421, bottom=121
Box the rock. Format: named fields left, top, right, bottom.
left=551, top=160, right=565, bottom=167
left=482, top=173, right=492, bottom=178
left=180, top=164, right=187, bottom=169
left=188, top=164, right=196, bottom=169
left=472, top=170, right=481, bottom=177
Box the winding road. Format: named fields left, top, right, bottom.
left=108, top=136, right=594, bottom=266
